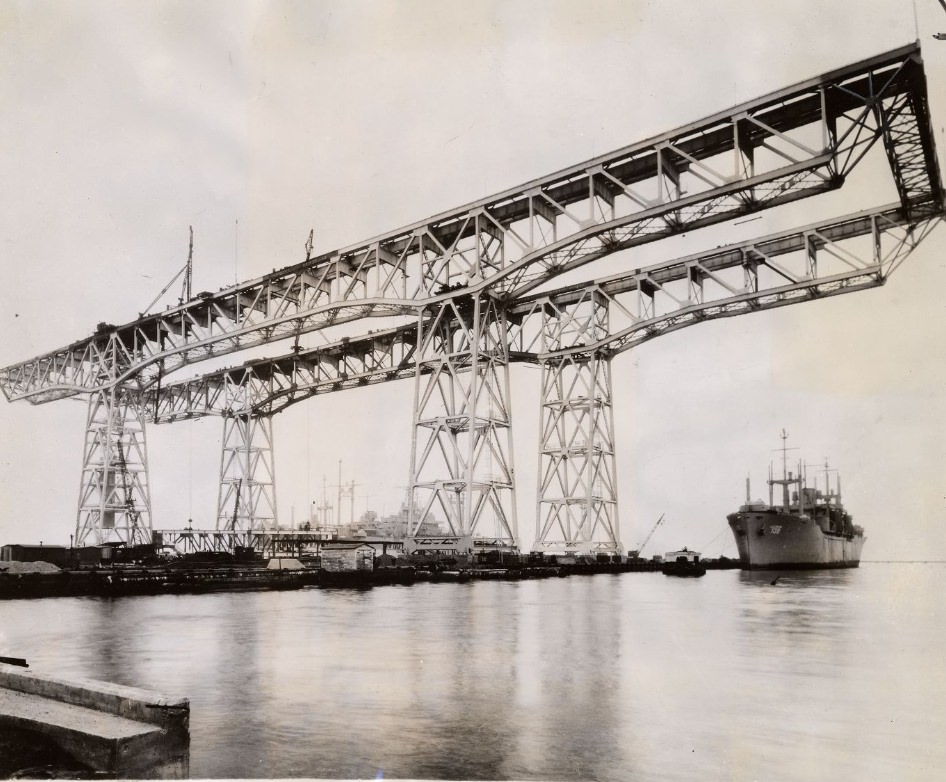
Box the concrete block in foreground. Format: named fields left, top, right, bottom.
left=0, top=662, right=189, bottom=778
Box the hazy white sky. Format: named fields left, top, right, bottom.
left=1, top=0, right=944, bottom=560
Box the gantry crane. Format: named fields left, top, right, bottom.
left=0, top=44, right=942, bottom=555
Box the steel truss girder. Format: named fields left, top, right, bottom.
left=534, top=291, right=621, bottom=554
left=406, top=295, right=518, bottom=548
left=151, top=204, right=937, bottom=419
left=75, top=387, right=153, bottom=547
left=216, top=414, right=278, bottom=534
left=510, top=207, right=940, bottom=360
left=153, top=326, right=420, bottom=422
left=2, top=44, right=936, bottom=404
left=874, top=81, right=943, bottom=222
left=154, top=528, right=333, bottom=556
left=155, top=528, right=263, bottom=555
left=69, top=206, right=937, bottom=549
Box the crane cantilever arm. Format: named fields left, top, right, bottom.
left=0, top=43, right=939, bottom=405
left=638, top=514, right=665, bottom=557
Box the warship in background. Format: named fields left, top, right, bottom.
left=727, top=431, right=865, bottom=569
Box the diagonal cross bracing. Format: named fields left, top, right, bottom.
left=116, top=203, right=939, bottom=556
left=874, top=83, right=943, bottom=222
left=0, top=44, right=937, bottom=405
left=216, top=414, right=278, bottom=534
left=146, top=204, right=939, bottom=420
left=534, top=291, right=622, bottom=554
left=75, top=387, right=153, bottom=547
left=152, top=326, right=421, bottom=422
left=512, top=207, right=940, bottom=361
left=405, top=295, right=518, bottom=549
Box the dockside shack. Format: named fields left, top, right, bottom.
left=320, top=542, right=374, bottom=572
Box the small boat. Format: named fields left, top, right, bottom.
left=661, top=548, right=706, bottom=577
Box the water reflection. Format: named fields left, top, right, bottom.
left=393, top=583, right=520, bottom=780
left=737, top=568, right=857, bottom=589
left=199, top=595, right=271, bottom=778
left=736, top=569, right=858, bottom=650
left=508, top=576, right=626, bottom=781
left=2, top=567, right=945, bottom=780
left=85, top=596, right=139, bottom=684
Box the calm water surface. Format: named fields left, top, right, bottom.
left=2, top=564, right=944, bottom=781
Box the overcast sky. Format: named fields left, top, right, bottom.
left=1, top=0, right=944, bottom=560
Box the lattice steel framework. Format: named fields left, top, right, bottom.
left=75, top=387, right=152, bottom=546
left=535, top=291, right=621, bottom=553
left=406, top=294, right=517, bottom=549
left=508, top=206, right=940, bottom=359
left=215, top=414, right=278, bottom=535
left=153, top=326, right=420, bottom=422
left=2, top=45, right=936, bottom=406
left=0, top=45, right=941, bottom=552
left=155, top=528, right=335, bottom=556
left=148, top=205, right=939, bottom=420
left=146, top=205, right=940, bottom=557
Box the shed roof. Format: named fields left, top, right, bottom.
left=322, top=542, right=374, bottom=551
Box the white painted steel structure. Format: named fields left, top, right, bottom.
left=406, top=294, right=518, bottom=548
left=75, top=388, right=152, bottom=547
left=215, top=415, right=278, bottom=537
left=0, top=44, right=942, bottom=552
left=141, top=204, right=939, bottom=553
left=534, top=291, right=621, bottom=553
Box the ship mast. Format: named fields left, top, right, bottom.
left=769, top=429, right=799, bottom=509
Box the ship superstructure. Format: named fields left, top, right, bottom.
left=727, top=431, right=865, bottom=569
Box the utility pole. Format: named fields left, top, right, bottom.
left=336, top=460, right=342, bottom=528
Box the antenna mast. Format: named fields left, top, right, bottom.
left=184, top=226, right=193, bottom=302
left=769, top=429, right=799, bottom=509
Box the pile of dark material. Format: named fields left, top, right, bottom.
left=0, top=725, right=93, bottom=779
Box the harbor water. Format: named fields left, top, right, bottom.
left=2, top=564, right=944, bottom=781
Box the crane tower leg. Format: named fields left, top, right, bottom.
left=406, top=294, right=518, bottom=552
left=216, top=414, right=278, bottom=549
left=534, top=290, right=622, bottom=555
left=75, top=387, right=153, bottom=547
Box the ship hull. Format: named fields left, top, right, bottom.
left=727, top=511, right=865, bottom=570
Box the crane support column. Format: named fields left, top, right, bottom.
left=75, top=387, right=153, bottom=547
left=215, top=414, right=278, bottom=545
left=534, top=290, right=621, bottom=554
left=406, top=293, right=518, bottom=553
